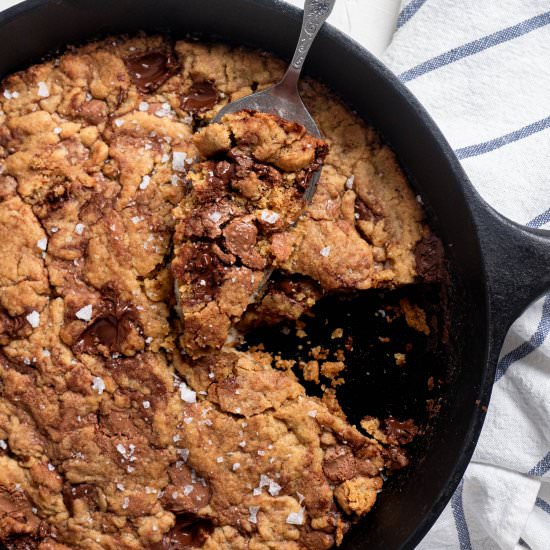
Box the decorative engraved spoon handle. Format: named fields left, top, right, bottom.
left=280, top=0, right=337, bottom=90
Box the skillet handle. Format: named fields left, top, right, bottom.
left=472, top=200, right=550, bottom=346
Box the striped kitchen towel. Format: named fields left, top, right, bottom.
left=384, top=2, right=550, bottom=549
left=383, top=1, right=550, bottom=548
left=287, top=0, right=550, bottom=548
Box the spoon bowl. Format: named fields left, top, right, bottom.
left=212, top=0, right=336, bottom=203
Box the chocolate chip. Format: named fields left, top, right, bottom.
left=222, top=218, right=266, bottom=270
left=74, top=289, right=141, bottom=355
left=300, top=530, right=336, bottom=550
left=0, top=309, right=27, bottom=341
left=125, top=50, right=178, bottom=93
left=4, top=536, right=40, bottom=550
left=322, top=446, right=357, bottom=482
left=414, top=233, right=445, bottom=283
left=214, top=161, right=235, bottom=185
left=354, top=198, right=383, bottom=222
left=173, top=242, right=225, bottom=304
left=181, top=81, right=219, bottom=112
left=383, top=418, right=418, bottom=446
left=149, top=515, right=213, bottom=549
left=2, top=522, right=50, bottom=550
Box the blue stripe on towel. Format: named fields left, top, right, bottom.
left=527, top=207, right=550, bottom=228
left=396, top=0, right=428, bottom=29
left=495, top=293, right=550, bottom=382
left=455, top=116, right=550, bottom=159
left=399, top=11, right=550, bottom=82
left=535, top=497, right=550, bottom=514
left=451, top=479, right=472, bottom=550
left=528, top=452, right=550, bottom=476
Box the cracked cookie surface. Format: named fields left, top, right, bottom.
left=0, top=35, right=433, bottom=549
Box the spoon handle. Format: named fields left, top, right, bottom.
left=281, top=0, right=336, bottom=89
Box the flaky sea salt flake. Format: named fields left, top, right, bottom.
left=37, top=238, right=48, bottom=251
left=209, top=211, right=222, bottom=223
left=260, top=210, right=280, bottom=224
left=26, top=311, right=40, bottom=328
left=91, top=376, right=105, bottom=395
left=76, top=304, right=93, bottom=321
left=37, top=82, right=49, bottom=97
left=139, top=175, right=151, bottom=190
left=179, top=382, right=196, bottom=404
left=179, top=448, right=189, bottom=462
left=320, top=246, right=331, bottom=257
left=248, top=506, right=260, bottom=524
left=268, top=479, right=282, bottom=496
left=172, top=151, right=187, bottom=171
left=286, top=508, right=305, bottom=525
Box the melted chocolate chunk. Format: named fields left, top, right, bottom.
left=181, top=81, right=219, bottom=112
left=322, top=446, right=357, bottom=483
left=214, top=161, right=235, bottom=185
left=354, top=198, right=383, bottom=222
left=4, top=524, right=50, bottom=550
left=173, top=242, right=226, bottom=304
left=150, top=516, right=214, bottom=549
left=0, top=309, right=27, bottom=341
left=384, top=445, right=410, bottom=471
left=4, top=536, right=39, bottom=550
left=74, top=289, right=140, bottom=355
left=278, top=279, right=304, bottom=297
left=125, top=50, right=178, bottom=93
left=414, top=234, right=445, bottom=283
left=383, top=418, right=418, bottom=446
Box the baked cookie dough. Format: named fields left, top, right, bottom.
left=0, top=34, right=437, bottom=549
left=173, top=110, right=327, bottom=357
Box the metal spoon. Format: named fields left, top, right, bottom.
left=175, top=0, right=336, bottom=328
left=213, top=0, right=336, bottom=203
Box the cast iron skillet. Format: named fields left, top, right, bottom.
left=1, top=0, right=549, bottom=548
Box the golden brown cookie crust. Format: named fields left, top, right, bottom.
left=0, top=34, right=430, bottom=549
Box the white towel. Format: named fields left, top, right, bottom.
left=284, top=1, right=550, bottom=548
left=384, top=2, right=550, bottom=549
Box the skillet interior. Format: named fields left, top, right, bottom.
left=0, top=0, right=491, bottom=548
